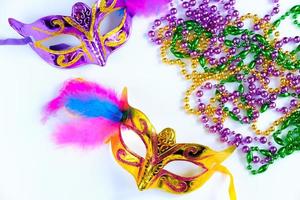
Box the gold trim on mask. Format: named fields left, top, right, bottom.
left=63, top=1, right=128, bottom=61
left=57, top=53, right=84, bottom=68
left=32, top=19, right=65, bottom=35
left=98, top=0, right=117, bottom=12
left=62, top=4, right=97, bottom=41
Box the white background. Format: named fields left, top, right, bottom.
left=0, top=0, right=299, bottom=200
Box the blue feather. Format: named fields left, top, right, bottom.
left=65, top=96, right=123, bottom=122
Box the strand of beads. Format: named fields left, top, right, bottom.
left=148, top=0, right=300, bottom=174
left=247, top=110, right=300, bottom=174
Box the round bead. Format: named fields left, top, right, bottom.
left=253, top=156, right=260, bottom=163
left=148, top=31, right=155, bottom=38
left=242, top=146, right=250, bottom=153
left=154, top=19, right=161, bottom=26
left=244, top=136, right=253, bottom=144
left=220, top=136, right=229, bottom=142
left=269, top=146, right=277, bottom=154
left=259, top=137, right=267, bottom=144
left=182, top=2, right=190, bottom=8
left=170, top=8, right=177, bottom=15
left=235, top=134, right=243, bottom=141
left=201, top=115, right=209, bottom=123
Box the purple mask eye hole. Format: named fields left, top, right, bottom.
left=99, top=8, right=126, bottom=35
left=41, top=35, right=82, bottom=51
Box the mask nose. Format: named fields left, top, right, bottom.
left=137, top=165, right=156, bottom=191
left=90, top=41, right=106, bottom=66
left=137, top=181, right=147, bottom=191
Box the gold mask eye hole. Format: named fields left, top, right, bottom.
left=163, top=161, right=206, bottom=178
left=120, top=125, right=147, bottom=158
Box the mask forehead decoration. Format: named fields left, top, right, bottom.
left=0, top=0, right=169, bottom=68
left=43, top=79, right=236, bottom=200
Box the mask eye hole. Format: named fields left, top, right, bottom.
left=120, top=125, right=147, bottom=158
left=164, top=161, right=206, bottom=177
left=41, top=34, right=81, bottom=51
left=99, top=8, right=125, bottom=35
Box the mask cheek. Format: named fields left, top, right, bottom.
left=54, top=51, right=86, bottom=68
left=155, top=171, right=193, bottom=193
left=32, top=44, right=85, bottom=68
left=154, top=161, right=207, bottom=193
left=104, top=31, right=128, bottom=48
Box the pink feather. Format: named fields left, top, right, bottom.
left=53, top=118, right=119, bottom=148
left=125, top=0, right=170, bottom=16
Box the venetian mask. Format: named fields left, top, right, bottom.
left=8, top=0, right=132, bottom=68
left=111, top=106, right=236, bottom=197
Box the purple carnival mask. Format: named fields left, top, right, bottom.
left=3, top=0, right=132, bottom=68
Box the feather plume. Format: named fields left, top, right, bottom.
left=43, top=79, right=128, bottom=148
left=124, top=0, right=170, bottom=16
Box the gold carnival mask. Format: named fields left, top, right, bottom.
left=111, top=106, right=237, bottom=199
